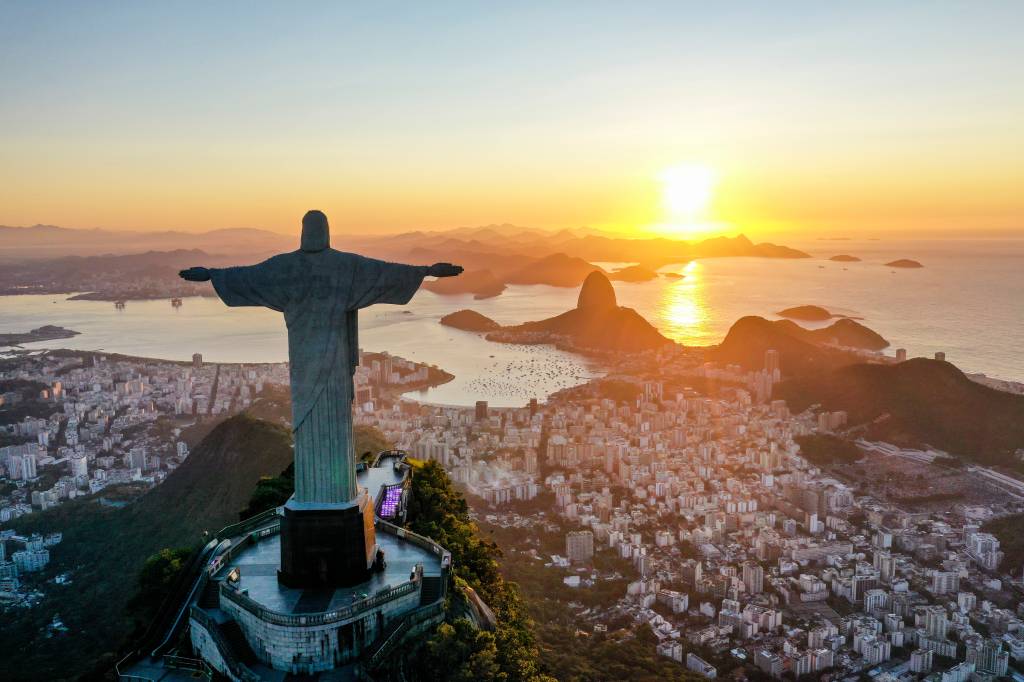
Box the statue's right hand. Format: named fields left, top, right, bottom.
left=179, top=267, right=211, bottom=282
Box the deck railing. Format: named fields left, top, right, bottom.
left=220, top=573, right=420, bottom=628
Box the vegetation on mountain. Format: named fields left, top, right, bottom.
left=885, top=259, right=923, bottom=268
left=0, top=414, right=293, bottom=682
left=981, top=513, right=1024, bottom=575
left=127, top=546, right=196, bottom=627
left=829, top=254, right=861, bottom=262
left=780, top=359, right=1024, bottom=464
left=794, top=434, right=864, bottom=466
left=407, top=461, right=553, bottom=682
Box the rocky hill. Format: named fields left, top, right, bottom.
left=487, top=272, right=673, bottom=353
left=440, top=309, right=503, bottom=332
left=711, top=316, right=871, bottom=376
left=778, top=358, right=1024, bottom=463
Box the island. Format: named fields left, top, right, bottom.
left=440, top=309, right=502, bottom=332
left=0, top=325, right=80, bottom=347
left=607, top=265, right=659, bottom=282
left=829, top=254, right=861, bottom=262
left=885, top=258, right=924, bottom=268
left=777, top=305, right=836, bottom=321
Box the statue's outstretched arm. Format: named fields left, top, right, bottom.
left=179, top=267, right=210, bottom=282
left=427, top=263, right=463, bottom=277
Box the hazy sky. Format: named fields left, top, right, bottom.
left=1, top=2, right=1021, bottom=238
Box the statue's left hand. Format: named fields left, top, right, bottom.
left=428, top=263, right=463, bottom=278
left=179, top=267, right=211, bottom=282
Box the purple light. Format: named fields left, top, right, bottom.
left=380, top=485, right=402, bottom=518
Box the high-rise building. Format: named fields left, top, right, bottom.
left=895, top=348, right=907, bottom=362
left=566, top=530, right=594, bottom=563
left=192, top=353, right=203, bottom=368
left=475, top=400, right=489, bottom=421
left=910, top=649, right=933, bottom=673
left=69, top=454, right=88, bottom=479
left=686, top=653, right=717, bottom=678
left=931, top=570, right=959, bottom=595
left=921, top=605, right=948, bottom=639
left=965, top=637, right=1009, bottom=676
left=764, top=349, right=780, bottom=375
left=566, top=530, right=594, bottom=564
left=742, top=561, right=764, bottom=595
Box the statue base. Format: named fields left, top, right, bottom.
left=277, top=492, right=377, bottom=589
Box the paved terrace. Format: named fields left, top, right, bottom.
left=212, top=529, right=441, bottom=614
left=212, top=456, right=425, bottom=615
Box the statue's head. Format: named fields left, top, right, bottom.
left=301, top=210, right=330, bottom=252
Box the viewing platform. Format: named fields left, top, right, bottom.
left=121, top=451, right=449, bottom=682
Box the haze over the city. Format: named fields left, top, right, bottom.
left=2, top=2, right=1023, bottom=238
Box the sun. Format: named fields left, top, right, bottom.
left=659, top=163, right=717, bottom=219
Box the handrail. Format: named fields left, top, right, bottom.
left=376, top=519, right=452, bottom=566
left=214, top=506, right=280, bottom=541
left=220, top=575, right=420, bottom=628
left=365, top=600, right=446, bottom=669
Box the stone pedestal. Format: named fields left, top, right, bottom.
left=277, top=492, right=376, bottom=588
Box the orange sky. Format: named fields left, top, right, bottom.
left=1, top=4, right=1021, bottom=240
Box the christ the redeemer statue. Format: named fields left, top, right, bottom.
left=180, top=210, right=461, bottom=587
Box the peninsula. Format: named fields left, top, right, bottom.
left=442, top=271, right=672, bottom=354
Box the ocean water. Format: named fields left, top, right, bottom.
left=1, top=237, right=1021, bottom=405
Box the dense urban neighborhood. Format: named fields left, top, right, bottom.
left=4, top=341, right=1023, bottom=681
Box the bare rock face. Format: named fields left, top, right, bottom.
left=576, top=271, right=617, bottom=310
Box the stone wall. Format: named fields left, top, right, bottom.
left=220, top=582, right=421, bottom=673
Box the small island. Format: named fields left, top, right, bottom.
left=885, top=259, right=924, bottom=268
left=0, top=325, right=80, bottom=347
left=439, top=309, right=502, bottom=332
left=777, top=305, right=837, bottom=321
left=829, top=254, right=861, bottom=262
left=607, top=265, right=659, bottom=282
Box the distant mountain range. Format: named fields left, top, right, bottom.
left=0, top=222, right=810, bottom=300
left=0, top=224, right=294, bottom=261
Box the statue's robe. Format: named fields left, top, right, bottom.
left=209, top=250, right=426, bottom=503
